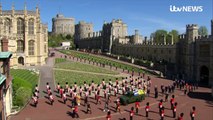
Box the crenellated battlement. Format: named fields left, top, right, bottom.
left=194, top=35, right=212, bottom=41
left=186, top=24, right=198, bottom=29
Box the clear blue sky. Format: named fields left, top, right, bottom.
left=2, top=0, right=213, bottom=36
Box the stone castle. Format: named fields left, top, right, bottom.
left=0, top=4, right=48, bottom=67
left=52, top=14, right=75, bottom=35
left=74, top=19, right=213, bottom=87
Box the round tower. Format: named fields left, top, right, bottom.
left=186, top=24, right=198, bottom=42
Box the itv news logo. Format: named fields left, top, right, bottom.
left=170, top=5, right=203, bottom=12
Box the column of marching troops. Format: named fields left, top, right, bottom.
left=31, top=74, right=198, bottom=120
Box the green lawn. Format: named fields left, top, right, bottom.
left=60, top=50, right=145, bottom=72
left=54, top=70, right=121, bottom=86
left=55, top=59, right=119, bottom=75
left=55, top=58, right=67, bottom=64
left=11, top=69, right=39, bottom=89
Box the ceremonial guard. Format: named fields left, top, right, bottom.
left=145, top=102, right=150, bottom=117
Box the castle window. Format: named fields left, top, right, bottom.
left=17, top=40, right=24, bottom=52
left=28, top=40, right=35, bottom=55
left=28, top=19, right=34, bottom=34
left=4, top=18, right=11, bottom=33
left=17, top=18, right=24, bottom=34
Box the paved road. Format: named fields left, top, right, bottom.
left=38, top=57, right=56, bottom=97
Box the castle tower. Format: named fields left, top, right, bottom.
left=186, top=24, right=198, bottom=43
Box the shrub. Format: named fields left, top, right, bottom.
left=13, top=77, right=33, bottom=96
left=13, top=87, right=32, bottom=107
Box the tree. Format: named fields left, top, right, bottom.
left=168, top=30, right=179, bottom=43
left=198, top=26, right=208, bottom=36
left=153, top=30, right=167, bottom=44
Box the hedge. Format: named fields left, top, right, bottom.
left=12, top=76, right=33, bottom=107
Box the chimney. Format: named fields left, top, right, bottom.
left=1, top=38, right=9, bottom=52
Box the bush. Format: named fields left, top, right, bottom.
left=12, top=78, right=33, bottom=107
left=13, top=77, right=33, bottom=95
left=13, top=87, right=32, bottom=107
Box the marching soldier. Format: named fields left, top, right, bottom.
left=160, top=107, right=165, bottom=120
left=159, top=99, right=163, bottom=115
left=145, top=102, right=150, bottom=117
left=170, top=95, right=175, bottom=109
left=135, top=101, right=140, bottom=114
left=116, top=98, right=121, bottom=113
left=173, top=102, right=177, bottom=118
left=178, top=113, right=184, bottom=120
left=62, top=91, right=67, bottom=104
left=32, top=93, right=38, bottom=107
left=130, top=107, right=134, bottom=120
left=106, top=111, right=111, bottom=120
left=57, top=83, right=60, bottom=93
left=190, top=106, right=196, bottom=120
left=49, top=92, right=54, bottom=105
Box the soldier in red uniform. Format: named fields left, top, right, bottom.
left=49, top=92, right=54, bottom=105
left=106, top=111, right=111, bottom=120
left=32, top=93, right=38, bottom=107
left=35, top=84, right=39, bottom=92
left=57, top=83, right=60, bottom=93
left=62, top=91, right=67, bottom=104
left=160, top=107, right=165, bottom=120
left=190, top=106, right=196, bottom=120
left=170, top=95, right=175, bottom=110
left=135, top=101, right=140, bottom=114
left=46, top=82, right=50, bottom=92
left=59, top=86, right=64, bottom=98
left=73, top=105, right=79, bottom=118
left=178, top=113, right=184, bottom=120
left=116, top=98, right=121, bottom=113
left=173, top=102, right=177, bottom=118
left=145, top=102, right=150, bottom=117
left=159, top=99, right=163, bottom=115
left=96, top=94, right=101, bottom=104
left=130, top=107, right=134, bottom=120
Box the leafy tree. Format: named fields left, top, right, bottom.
left=48, top=33, right=75, bottom=48
left=168, top=30, right=179, bottom=43
left=198, top=26, right=208, bottom=36
left=153, top=30, right=167, bottom=44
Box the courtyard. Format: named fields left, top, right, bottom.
left=9, top=49, right=213, bottom=120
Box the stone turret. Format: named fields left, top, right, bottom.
left=11, top=3, right=15, bottom=16
left=36, top=5, right=40, bottom=18
left=186, top=24, right=198, bottom=42
left=24, top=2, right=27, bottom=16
